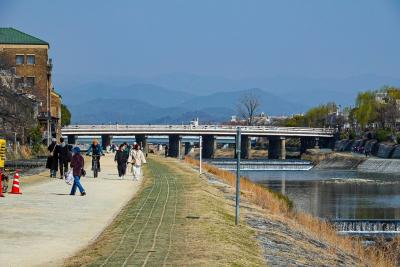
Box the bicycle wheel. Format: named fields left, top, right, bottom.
left=93, top=162, right=98, bottom=178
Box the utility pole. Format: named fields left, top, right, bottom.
left=235, top=127, right=241, bottom=225
left=46, top=82, right=51, bottom=146
left=199, top=136, right=202, bottom=174
left=13, top=132, right=17, bottom=155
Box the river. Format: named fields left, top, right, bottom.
left=243, top=169, right=400, bottom=220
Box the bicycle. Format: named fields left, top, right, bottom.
left=92, top=155, right=101, bottom=178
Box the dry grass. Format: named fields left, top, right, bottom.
left=184, top=156, right=398, bottom=267
left=64, top=156, right=265, bottom=266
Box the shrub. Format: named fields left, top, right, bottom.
left=348, top=129, right=356, bottom=140
left=376, top=129, right=391, bottom=142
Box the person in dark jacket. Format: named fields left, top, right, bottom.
left=115, top=144, right=128, bottom=179
left=86, top=139, right=104, bottom=172
left=164, top=145, right=169, bottom=157
left=70, top=147, right=86, bottom=196
left=58, top=137, right=72, bottom=179
left=47, top=138, right=59, bottom=178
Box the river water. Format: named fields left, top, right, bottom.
left=244, top=170, right=400, bottom=220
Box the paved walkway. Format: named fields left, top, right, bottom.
left=0, top=154, right=142, bottom=267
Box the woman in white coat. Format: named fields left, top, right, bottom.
left=129, top=144, right=147, bottom=180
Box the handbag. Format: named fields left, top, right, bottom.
left=65, top=170, right=74, bottom=185
left=81, top=169, right=86, bottom=177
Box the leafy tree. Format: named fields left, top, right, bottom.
left=304, top=102, right=337, bottom=127
left=61, top=104, right=71, bottom=127
left=354, top=91, right=377, bottom=129
left=28, top=125, right=43, bottom=153
left=284, top=115, right=305, bottom=127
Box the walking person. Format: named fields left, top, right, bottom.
left=125, top=142, right=133, bottom=173
left=115, top=144, right=128, bottom=179
left=164, top=145, right=169, bottom=157
left=129, top=144, right=147, bottom=181
left=58, top=137, right=72, bottom=179
left=70, top=147, right=86, bottom=196
left=46, top=138, right=59, bottom=178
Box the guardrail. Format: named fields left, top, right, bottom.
left=62, top=124, right=335, bottom=136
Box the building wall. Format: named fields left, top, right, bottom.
left=0, top=45, right=50, bottom=113
left=51, top=91, right=61, bottom=138
left=0, top=44, right=62, bottom=141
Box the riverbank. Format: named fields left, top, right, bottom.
left=185, top=157, right=399, bottom=266
left=304, top=149, right=400, bottom=174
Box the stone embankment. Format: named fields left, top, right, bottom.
left=336, top=139, right=400, bottom=159
left=304, top=148, right=400, bottom=174
left=358, top=158, right=400, bottom=174
left=302, top=150, right=365, bottom=170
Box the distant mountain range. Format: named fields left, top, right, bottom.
left=64, top=87, right=303, bottom=124
left=55, top=73, right=400, bottom=124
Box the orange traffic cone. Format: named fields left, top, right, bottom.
left=10, top=169, right=22, bottom=194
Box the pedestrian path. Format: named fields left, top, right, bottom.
left=0, top=154, right=141, bottom=267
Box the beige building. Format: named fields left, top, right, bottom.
left=0, top=27, right=61, bottom=142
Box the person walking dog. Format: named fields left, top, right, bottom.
left=129, top=144, right=147, bottom=180
left=115, top=144, right=128, bottom=179
left=70, top=147, right=86, bottom=196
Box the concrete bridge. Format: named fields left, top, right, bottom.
left=62, top=124, right=336, bottom=159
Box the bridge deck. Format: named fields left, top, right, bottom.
left=62, top=124, right=335, bottom=137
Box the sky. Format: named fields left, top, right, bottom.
left=1, top=0, right=400, bottom=84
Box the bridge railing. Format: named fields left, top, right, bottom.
left=62, top=124, right=335, bottom=134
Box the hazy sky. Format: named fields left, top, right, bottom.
left=1, top=0, right=400, bottom=81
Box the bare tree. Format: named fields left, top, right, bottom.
left=237, top=91, right=261, bottom=126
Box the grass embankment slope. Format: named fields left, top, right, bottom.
left=65, top=155, right=265, bottom=266
left=184, top=157, right=399, bottom=267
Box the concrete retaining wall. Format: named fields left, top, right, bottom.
left=358, top=158, right=400, bottom=174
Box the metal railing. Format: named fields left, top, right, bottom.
left=62, top=124, right=335, bottom=135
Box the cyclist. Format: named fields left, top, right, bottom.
left=86, top=139, right=105, bottom=172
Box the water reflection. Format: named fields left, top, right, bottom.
left=244, top=170, right=400, bottom=220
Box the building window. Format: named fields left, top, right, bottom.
left=16, top=55, right=24, bottom=65
left=26, top=77, right=35, bottom=88
left=15, top=77, right=24, bottom=89
left=27, top=55, right=35, bottom=65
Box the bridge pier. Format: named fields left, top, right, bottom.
left=184, top=142, right=193, bottom=155
left=101, top=135, right=112, bottom=149
left=168, top=135, right=181, bottom=158
left=202, top=135, right=217, bottom=159
left=300, top=137, right=319, bottom=154
left=135, top=134, right=148, bottom=155
left=280, top=137, right=286, bottom=160
left=240, top=135, right=251, bottom=159
left=268, top=136, right=286, bottom=159
left=67, top=135, right=76, bottom=145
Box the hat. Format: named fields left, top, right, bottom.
left=73, top=147, right=81, bottom=154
